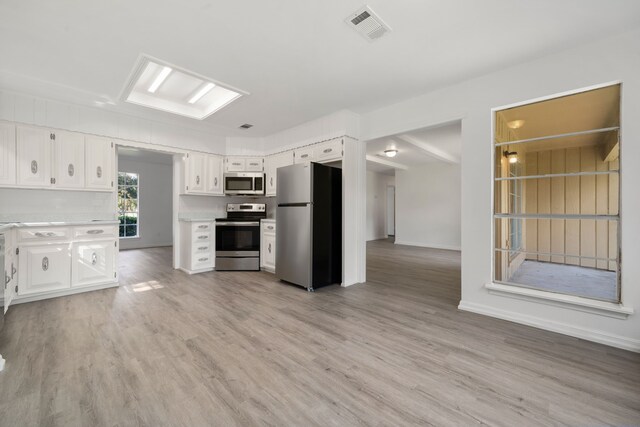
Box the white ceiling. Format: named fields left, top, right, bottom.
left=1, top=1, right=639, bottom=137
left=366, top=121, right=461, bottom=173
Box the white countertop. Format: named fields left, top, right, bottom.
left=0, top=220, right=118, bottom=232
left=261, top=219, right=276, bottom=223
left=178, top=217, right=219, bottom=222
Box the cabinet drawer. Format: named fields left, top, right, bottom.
left=191, top=222, right=212, bottom=232
left=294, top=146, right=315, bottom=164
left=262, top=222, right=276, bottom=234
left=18, top=227, right=70, bottom=242
left=191, top=254, right=213, bottom=270
left=192, top=242, right=212, bottom=255
left=193, top=232, right=211, bottom=243
left=315, top=139, right=343, bottom=162
left=74, top=225, right=118, bottom=239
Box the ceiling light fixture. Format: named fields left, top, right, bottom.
left=507, top=119, right=525, bottom=129
left=504, top=150, right=518, bottom=164
left=147, top=66, right=172, bottom=93
left=384, top=149, right=398, bottom=158
left=188, top=82, right=215, bottom=104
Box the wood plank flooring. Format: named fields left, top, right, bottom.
left=0, top=240, right=639, bottom=426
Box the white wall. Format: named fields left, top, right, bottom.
left=360, top=27, right=640, bottom=351
left=118, top=154, right=173, bottom=250
left=395, top=163, right=461, bottom=250
left=0, top=90, right=227, bottom=154
left=366, top=171, right=394, bottom=241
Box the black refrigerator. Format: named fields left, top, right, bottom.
left=275, top=162, right=342, bottom=291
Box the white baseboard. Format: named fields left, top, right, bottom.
left=394, top=240, right=461, bottom=251
left=458, top=300, right=640, bottom=353
left=10, top=281, right=119, bottom=306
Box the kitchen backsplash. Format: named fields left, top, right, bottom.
left=0, top=189, right=115, bottom=222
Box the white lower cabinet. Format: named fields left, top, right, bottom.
left=19, top=244, right=71, bottom=295
left=260, top=221, right=276, bottom=272
left=15, top=224, right=118, bottom=300
left=180, top=221, right=215, bottom=273
left=72, top=240, right=116, bottom=287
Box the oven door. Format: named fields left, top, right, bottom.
left=215, top=222, right=260, bottom=256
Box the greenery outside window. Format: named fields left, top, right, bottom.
left=118, top=172, right=139, bottom=238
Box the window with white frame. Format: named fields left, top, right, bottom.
left=493, top=84, right=621, bottom=302
left=118, top=172, right=139, bottom=238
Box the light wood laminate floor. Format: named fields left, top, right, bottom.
left=0, top=241, right=639, bottom=426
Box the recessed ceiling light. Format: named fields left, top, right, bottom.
left=507, top=119, right=525, bottom=129
left=121, top=54, right=248, bottom=120
left=148, top=66, right=172, bottom=93
left=188, top=82, right=215, bottom=104
left=384, top=149, right=398, bottom=157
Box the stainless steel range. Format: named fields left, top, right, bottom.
left=215, top=203, right=266, bottom=271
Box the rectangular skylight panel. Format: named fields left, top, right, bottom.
left=122, top=55, right=247, bottom=120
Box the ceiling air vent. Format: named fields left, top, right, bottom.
left=345, top=5, right=391, bottom=41
left=239, top=123, right=253, bottom=129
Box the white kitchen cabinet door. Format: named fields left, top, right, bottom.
left=315, top=139, right=343, bottom=163
left=186, top=153, right=206, bottom=193
left=244, top=157, right=263, bottom=172
left=294, top=146, right=315, bottom=164
left=3, top=231, right=17, bottom=313
left=0, top=122, right=16, bottom=186
left=72, top=240, right=115, bottom=287
left=226, top=157, right=246, bottom=172
left=85, top=135, right=114, bottom=190
left=18, top=244, right=71, bottom=295
left=265, top=151, right=294, bottom=196
left=17, top=125, right=52, bottom=187
left=54, top=130, right=85, bottom=189
left=205, top=155, right=223, bottom=195
left=262, top=232, right=276, bottom=271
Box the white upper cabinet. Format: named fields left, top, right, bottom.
left=17, top=125, right=52, bottom=187
left=265, top=151, right=294, bottom=197
left=205, top=155, right=223, bottom=195
left=314, top=139, right=343, bottom=162
left=225, top=157, right=246, bottom=172
left=85, top=135, right=115, bottom=190
left=0, top=122, right=16, bottom=185
left=53, top=130, right=85, bottom=189
left=186, top=152, right=206, bottom=193
left=245, top=157, right=263, bottom=172
left=293, top=145, right=315, bottom=164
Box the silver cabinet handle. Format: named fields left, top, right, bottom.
left=87, top=229, right=104, bottom=235
left=268, top=243, right=271, bottom=253
left=11, top=262, right=16, bottom=278
left=198, top=246, right=208, bottom=250
left=68, top=163, right=75, bottom=177
left=96, top=166, right=102, bottom=178
left=197, top=225, right=208, bottom=229
left=31, top=160, right=38, bottom=174
left=91, top=252, right=98, bottom=265
left=4, top=273, right=9, bottom=286
left=270, top=177, right=273, bottom=186
left=323, top=148, right=332, bottom=153
left=198, top=257, right=209, bottom=262
left=232, top=162, right=241, bottom=166
left=301, top=154, right=309, bottom=158
left=197, top=235, right=208, bottom=240
left=42, top=257, right=49, bottom=271
left=267, top=225, right=274, bottom=230
left=250, top=162, right=259, bottom=166
left=196, top=175, right=200, bottom=185
left=214, top=177, right=218, bottom=186
left=35, top=232, right=45, bottom=237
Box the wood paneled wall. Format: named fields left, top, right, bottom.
left=523, top=145, right=618, bottom=271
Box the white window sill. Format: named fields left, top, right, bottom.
left=119, top=236, right=140, bottom=240
left=485, top=282, right=634, bottom=319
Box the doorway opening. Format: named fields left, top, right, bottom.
left=116, top=146, right=176, bottom=286
left=364, top=121, right=462, bottom=305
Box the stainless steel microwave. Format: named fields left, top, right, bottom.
left=224, top=172, right=265, bottom=195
